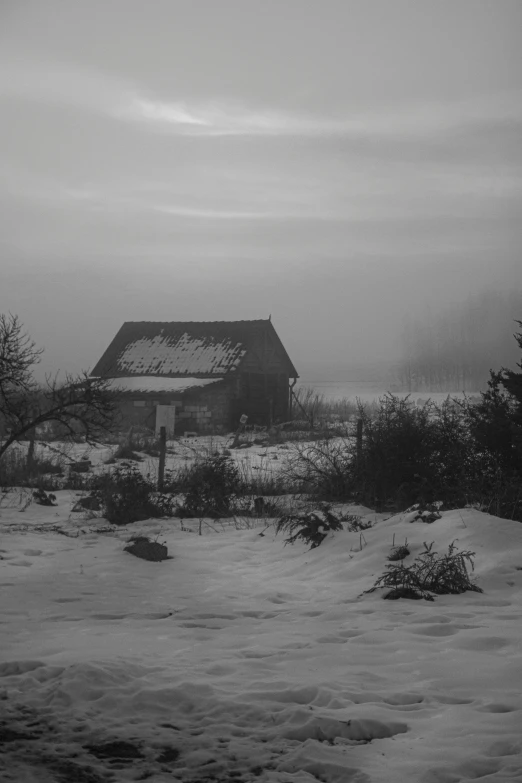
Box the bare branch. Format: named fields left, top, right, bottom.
left=0, top=315, right=121, bottom=465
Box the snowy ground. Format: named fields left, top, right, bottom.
left=20, top=435, right=293, bottom=485
left=1, top=490, right=522, bottom=783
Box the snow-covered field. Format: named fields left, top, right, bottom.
left=11, top=435, right=290, bottom=486
left=1, top=489, right=521, bottom=782
left=297, top=380, right=480, bottom=405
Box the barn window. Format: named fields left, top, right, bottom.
left=133, top=400, right=146, bottom=407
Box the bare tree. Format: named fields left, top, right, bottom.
left=0, top=314, right=119, bottom=461
left=0, top=313, right=42, bottom=394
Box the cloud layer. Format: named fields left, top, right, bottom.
left=0, top=0, right=521, bottom=377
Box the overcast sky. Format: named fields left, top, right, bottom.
left=1, top=0, right=521, bottom=379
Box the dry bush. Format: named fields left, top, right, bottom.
left=93, top=466, right=175, bottom=525
left=275, top=504, right=347, bottom=549
left=0, top=446, right=64, bottom=489
left=174, top=455, right=243, bottom=517
left=283, top=436, right=354, bottom=498
left=365, top=541, right=482, bottom=601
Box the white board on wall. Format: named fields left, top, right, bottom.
left=155, top=405, right=176, bottom=437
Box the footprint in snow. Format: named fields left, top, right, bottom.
left=240, top=649, right=278, bottom=659
left=483, top=739, right=522, bottom=756
left=204, top=663, right=236, bottom=676
left=477, top=702, right=519, bottom=713
left=453, top=635, right=510, bottom=652
left=408, top=624, right=460, bottom=637
left=316, top=635, right=347, bottom=644
left=240, top=610, right=278, bottom=619
left=54, top=597, right=81, bottom=603
left=338, top=630, right=364, bottom=639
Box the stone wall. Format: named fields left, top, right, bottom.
left=114, top=373, right=291, bottom=434
left=116, top=382, right=236, bottom=435
left=177, top=382, right=235, bottom=433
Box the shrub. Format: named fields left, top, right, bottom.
left=365, top=541, right=483, bottom=601
left=277, top=386, right=522, bottom=522
left=477, top=476, right=522, bottom=522
left=94, top=466, right=175, bottom=525
left=109, top=444, right=143, bottom=462
left=176, top=455, right=243, bottom=517
left=283, top=437, right=354, bottom=498
left=0, top=447, right=64, bottom=488
left=127, top=429, right=163, bottom=457
left=282, top=395, right=490, bottom=509
left=124, top=535, right=169, bottom=562
left=139, top=439, right=162, bottom=457
left=354, top=396, right=436, bottom=508
left=32, top=488, right=57, bottom=506
left=403, top=502, right=443, bottom=524
left=343, top=513, right=372, bottom=531
left=351, top=394, right=495, bottom=510
left=235, top=457, right=294, bottom=496
left=62, top=470, right=96, bottom=491
left=388, top=544, right=410, bottom=561
left=275, top=505, right=345, bottom=549
left=231, top=495, right=285, bottom=518
left=464, top=374, right=522, bottom=480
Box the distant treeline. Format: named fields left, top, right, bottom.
left=394, top=289, right=522, bottom=392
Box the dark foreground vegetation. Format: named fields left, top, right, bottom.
left=285, top=321, right=522, bottom=522
left=364, top=541, right=483, bottom=601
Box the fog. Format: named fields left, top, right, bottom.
left=1, top=0, right=521, bottom=382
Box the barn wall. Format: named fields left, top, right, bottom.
left=240, top=327, right=292, bottom=374
left=116, top=372, right=289, bottom=433
left=230, top=326, right=291, bottom=426
left=118, top=399, right=157, bottom=430
left=234, top=371, right=289, bottom=426
left=116, top=382, right=236, bottom=435
left=176, top=383, right=235, bottom=433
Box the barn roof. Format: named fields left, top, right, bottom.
left=91, top=320, right=298, bottom=379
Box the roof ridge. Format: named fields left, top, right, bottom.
left=121, top=319, right=270, bottom=326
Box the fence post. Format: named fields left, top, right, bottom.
left=356, top=418, right=363, bottom=465
left=158, top=426, right=166, bottom=491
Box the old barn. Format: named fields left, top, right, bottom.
left=91, top=319, right=299, bottom=435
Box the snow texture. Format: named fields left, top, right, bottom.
left=107, top=376, right=224, bottom=393
left=118, top=333, right=246, bottom=376
left=1, top=490, right=522, bottom=781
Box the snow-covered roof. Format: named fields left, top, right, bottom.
left=118, top=333, right=245, bottom=376
left=108, top=376, right=224, bottom=394
left=91, top=320, right=299, bottom=379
